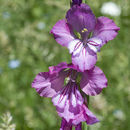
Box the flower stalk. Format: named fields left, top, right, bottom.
left=87, top=96, right=90, bottom=130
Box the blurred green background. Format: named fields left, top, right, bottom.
left=0, top=0, right=130, bottom=129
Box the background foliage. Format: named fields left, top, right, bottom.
left=0, top=0, right=130, bottom=129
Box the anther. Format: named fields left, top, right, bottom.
left=81, top=28, right=88, bottom=33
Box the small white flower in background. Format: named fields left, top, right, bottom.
left=91, top=95, right=107, bottom=111
left=8, top=60, right=20, bottom=69
left=47, top=53, right=55, bottom=62
left=0, top=112, right=16, bottom=130
left=101, top=2, right=121, bottom=16
left=37, top=22, right=45, bottom=30
left=42, top=49, right=49, bottom=56
left=113, top=109, right=125, bottom=120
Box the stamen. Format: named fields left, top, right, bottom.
left=64, top=68, right=70, bottom=72
left=76, top=74, right=81, bottom=83
left=64, top=77, right=70, bottom=85
left=81, top=28, right=88, bottom=33
left=88, top=32, right=93, bottom=39
left=73, top=30, right=81, bottom=39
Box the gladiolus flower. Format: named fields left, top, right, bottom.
left=51, top=4, right=120, bottom=72
left=32, top=62, right=107, bottom=127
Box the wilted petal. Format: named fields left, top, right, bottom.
left=72, top=43, right=97, bottom=72
left=50, top=19, right=74, bottom=47
left=93, top=16, right=120, bottom=45
left=52, top=82, right=84, bottom=123
left=80, top=66, right=108, bottom=96
left=66, top=4, right=96, bottom=36
left=32, top=63, right=69, bottom=97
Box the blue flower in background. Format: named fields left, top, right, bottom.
left=8, top=60, right=20, bottom=69
left=0, top=68, right=3, bottom=74
left=113, top=109, right=125, bottom=120
left=37, top=22, right=45, bottom=30
left=2, top=12, right=11, bottom=19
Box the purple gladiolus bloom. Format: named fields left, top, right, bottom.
left=51, top=4, right=120, bottom=72
left=32, top=62, right=107, bottom=127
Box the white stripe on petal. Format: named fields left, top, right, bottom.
left=73, top=42, right=83, bottom=56
left=87, top=38, right=102, bottom=53
left=71, top=93, right=77, bottom=107
left=68, top=39, right=81, bottom=54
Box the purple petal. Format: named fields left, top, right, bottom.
left=66, top=4, right=96, bottom=36
left=93, top=16, right=120, bottom=45
left=32, top=63, right=70, bottom=98
left=80, top=66, right=108, bottom=96
left=50, top=19, right=74, bottom=47
left=52, top=81, right=99, bottom=125
left=52, top=82, right=84, bottom=123
left=72, top=43, right=97, bottom=72
left=49, top=62, right=78, bottom=74
left=60, top=118, right=82, bottom=130
left=49, top=62, right=69, bottom=74
left=60, top=104, right=99, bottom=129
left=83, top=104, right=100, bottom=125
left=71, top=104, right=99, bottom=125
left=60, top=118, right=72, bottom=130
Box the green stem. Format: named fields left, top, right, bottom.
left=84, top=0, right=87, bottom=4
left=87, top=124, right=90, bottom=130
left=87, top=96, right=90, bottom=130
left=70, top=0, right=72, bottom=7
